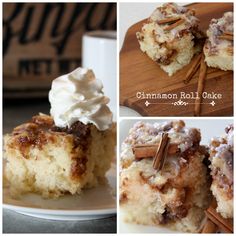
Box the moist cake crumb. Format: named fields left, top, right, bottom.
left=120, top=120, right=211, bottom=233
left=4, top=113, right=116, bottom=198
left=209, top=124, right=233, bottom=219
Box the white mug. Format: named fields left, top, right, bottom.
left=82, top=31, right=117, bottom=119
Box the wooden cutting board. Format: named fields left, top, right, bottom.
left=120, top=3, right=233, bottom=116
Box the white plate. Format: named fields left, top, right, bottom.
left=3, top=164, right=116, bottom=221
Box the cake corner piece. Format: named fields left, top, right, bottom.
left=120, top=120, right=211, bottom=233
left=136, top=3, right=204, bottom=76
left=204, top=12, right=233, bottom=71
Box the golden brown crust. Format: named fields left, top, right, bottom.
left=6, top=114, right=94, bottom=177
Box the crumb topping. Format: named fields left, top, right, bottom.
left=149, top=3, right=199, bottom=37
left=136, top=3, right=203, bottom=66
left=6, top=114, right=93, bottom=178
left=123, top=120, right=200, bottom=154
left=12, top=114, right=91, bottom=149
left=210, top=124, right=233, bottom=199
left=205, top=12, right=233, bottom=56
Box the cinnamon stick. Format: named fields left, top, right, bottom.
left=205, top=208, right=233, bottom=233
left=157, top=16, right=181, bottom=25
left=194, top=54, right=207, bottom=116
left=183, top=53, right=202, bottom=84
left=201, top=219, right=217, bottom=233
left=133, top=143, right=179, bottom=160
left=164, top=19, right=185, bottom=31
left=227, top=46, right=233, bottom=54
left=133, top=145, right=159, bottom=159
left=224, top=31, right=233, bottom=36
left=152, top=133, right=170, bottom=171
left=218, top=34, right=233, bottom=41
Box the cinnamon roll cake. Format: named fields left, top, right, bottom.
left=204, top=12, right=233, bottom=71
left=136, top=3, right=204, bottom=76
left=120, top=120, right=211, bottom=232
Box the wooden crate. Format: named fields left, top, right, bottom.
left=3, top=3, right=116, bottom=98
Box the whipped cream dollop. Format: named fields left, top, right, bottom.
left=49, top=67, right=113, bottom=131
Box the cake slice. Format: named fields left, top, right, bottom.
left=120, top=120, right=211, bottom=233
left=3, top=67, right=116, bottom=198
left=209, top=124, right=233, bottom=219
left=4, top=114, right=116, bottom=198
left=136, top=3, right=204, bottom=76
left=204, top=12, right=233, bottom=71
